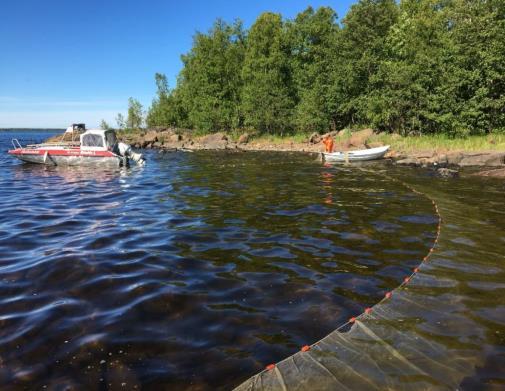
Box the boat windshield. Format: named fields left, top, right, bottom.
left=82, top=133, right=104, bottom=147
left=105, top=131, right=117, bottom=148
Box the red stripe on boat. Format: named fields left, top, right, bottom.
left=8, top=149, right=116, bottom=157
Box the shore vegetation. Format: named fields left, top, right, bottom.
left=121, top=0, right=505, bottom=140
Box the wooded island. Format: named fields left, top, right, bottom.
left=112, top=0, right=504, bottom=141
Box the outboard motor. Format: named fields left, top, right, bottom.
left=116, top=142, right=145, bottom=166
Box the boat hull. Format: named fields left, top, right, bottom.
left=323, top=145, right=390, bottom=162
left=9, top=149, right=123, bottom=167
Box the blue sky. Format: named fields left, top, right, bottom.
left=0, top=0, right=353, bottom=128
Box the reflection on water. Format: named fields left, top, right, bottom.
left=12, top=163, right=143, bottom=183
left=0, top=132, right=503, bottom=389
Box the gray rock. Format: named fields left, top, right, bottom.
left=475, top=168, right=505, bottom=177
left=308, top=132, right=321, bottom=144
left=238, top=133, right=250, bottom=144
left=143, top=131, right=158, bottom=144
left=458, top=152, right=505, bottom=167
left=411, top=151, right=435, bottom=159
left=436, top=154, right=448, bottom=166
left=447, top=152, right=464, bottom=165
left=349, top=128, right=374, bottom=147
left=167, top=133, right=182, bottom=143
left=200, top=132, right=228, bottom=149
left=437, top=168, right=459, bottom=178
left=396, top=158, right=420, bottom=166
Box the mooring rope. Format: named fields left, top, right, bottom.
left=263, top=165, right=442, bottom=370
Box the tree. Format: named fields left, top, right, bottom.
left=287, top=6, right=340, bottom=133
left=443, top=0, right=505, bottom=134
left=241, top=12, right=295, bottom=134
left=178, top=19, right=246, bottom=132
left=146, top=73, right=186, bottom=128
left=140, top=1, right=505, bottom=137
left=127, top=97, right=144, bottom=130
left=339, top=0, right=399, bottom=126
left=365, top=0, right=451, bottom=134
left=155, top=72, right=169, bottom=98
left=100, top=119, right=111, bottom=130
left=115, top=113, right=125, bottom=130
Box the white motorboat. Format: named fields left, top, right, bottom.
left=8, top=124, right=145, bottom=167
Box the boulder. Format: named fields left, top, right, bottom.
left=152, top=142, right=162, bottom=148
left=238, top=133, right=250, bottom=144
left=411, top=150, right=435, bottom=159
left=421, top=155, right=445, bottom=166
left=458, top=152, right=505, bottom=167
left=308, top=132, right=321, bottom=144
left=322, top=130, right=339, bottom=140
left=158, top=130, right=175, bottom=140
left=349, top=128, right=374, bottom=147
left=200, top=132, right=227, bottom=143
left=475, top=168, right=505, bottom=177
left=143, top=131, right=158, bottom=144
left=436, top=154, right=448, bottom=166
left=366, top=141, right=384, bottom=149
left=200, top=132, right=228, bottom=149
left=166, top=133, right=182, bottom=143
left=437, top=168, right=459, bottom=178
left=446, top=152, right=464, bottom=165
left=396, top=158, right=420, bottom=166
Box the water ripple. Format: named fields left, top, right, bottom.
left=1, top=132, right=502, bottom=389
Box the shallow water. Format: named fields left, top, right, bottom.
left=0, top=131, right=503, bottom=389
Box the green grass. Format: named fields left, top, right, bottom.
left=247, top=130, right=505, bottom=152
left=369, top=133, right=505, bottom=153
left=253, top=130, right=505, bottom=152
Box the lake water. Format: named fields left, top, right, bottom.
left=0, top=130, right=503, bottom=389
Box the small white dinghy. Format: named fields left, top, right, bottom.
left=323, top=145, right=390, bottom=162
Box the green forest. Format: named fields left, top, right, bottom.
left=125, top=0, right=505, bottom=137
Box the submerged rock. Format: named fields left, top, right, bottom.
left=437, top=168, right=459, bottom=178
left=474, top=168, right=505, bottom=178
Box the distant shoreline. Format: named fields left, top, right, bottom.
left=0, top=128, right=65, bottom=132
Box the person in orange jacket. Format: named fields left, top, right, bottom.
left=322, top=134, right=334, bottom=153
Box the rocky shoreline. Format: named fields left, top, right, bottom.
left=119, top=128, right=505, bottom=177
